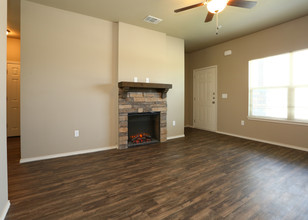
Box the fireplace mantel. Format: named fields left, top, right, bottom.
left=118, top=82, right=172, bottom=98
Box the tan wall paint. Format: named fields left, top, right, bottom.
left=118, top=22, right=166, bottom=82
left=118, top=23, right=185, bottom=138
left=21, top=1, right=118, bottom=158
left=7, top=38, right=20, bottom=62
left=186, top=15, right=308, bottom=149
left=0, top=0, right=9, bottom=216
left=185, top=53, right=192, bottom=126
left=166, top=36, right=185, bottom=137
left=21, top=2, right=185, bottom=159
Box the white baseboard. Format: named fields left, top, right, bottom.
left=167, top=134, right=185, bottom=140
left=20, top=146, right=118, bottom=163
left=185, top=124, right=193, bottom=128
left=216, top=131, right=308, bottom=152
left=0, top=200, right=10, bottom=220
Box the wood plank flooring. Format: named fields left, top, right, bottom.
left=5, top=128, right=308, bottom=219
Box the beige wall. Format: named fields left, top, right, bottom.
left=165, top=36, right=185, bottom=137
left=118, top=23, right=185, bottom=138
left=7, top=38, right=20, bottom=62
left=0, top=0, right=9, bottom=217
left=184, top=53, right=191, bottom=126
left=118, top=22, right=166, bottom=82
left=21, top=1, right=185, bottom=160
left=186, top=15, right=308, bottom=149
left=21, top=1, right=118, bottom=159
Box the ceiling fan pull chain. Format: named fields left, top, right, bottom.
left=216, top=13, right=219, bottom=35
left=216, top=12, right=223, bottom=35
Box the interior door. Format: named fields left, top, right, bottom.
left=193, top=66, right=217, bottom=131
left=7, top=63, right=20, bottom=137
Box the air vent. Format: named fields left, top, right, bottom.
left=144, top=15, right=163, bottom=24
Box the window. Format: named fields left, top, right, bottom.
left=249, top=49, right=308, bottom=124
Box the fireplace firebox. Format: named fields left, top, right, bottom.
left=128, top=112, right=160, bottom=147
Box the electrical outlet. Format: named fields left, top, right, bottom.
left=173, top=121, right=176, bottom=126
left=74, top=130, right=79, bottom=137
left=241, top=120, right=245, bottom=126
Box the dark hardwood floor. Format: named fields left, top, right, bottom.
left=5, top=128, right=308, bottom=219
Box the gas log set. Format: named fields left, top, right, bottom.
left=129, top=133, right=152, bottom=145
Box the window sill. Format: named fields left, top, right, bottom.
left=247, top=116, right=308, bottom=127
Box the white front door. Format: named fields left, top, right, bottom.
left=7, top=63, right=20, bottom=137
left=193, top=66, right=217, bottom=131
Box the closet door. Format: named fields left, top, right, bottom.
left=7, top=63, right=20, bottom=137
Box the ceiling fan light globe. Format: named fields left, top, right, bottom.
left=207, top=0, right=228, bottom=13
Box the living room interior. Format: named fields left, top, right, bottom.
left=1, top=0, right=308, bottom=219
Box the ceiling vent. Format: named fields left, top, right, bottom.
left=144, top=15, right=163, bottom=24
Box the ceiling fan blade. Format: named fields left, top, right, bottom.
left=227, top=0, right=257, bottom=8
left=174, top=2, right=205, bottom=13
left=205, top=12, right=214, bottom=22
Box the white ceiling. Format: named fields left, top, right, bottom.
left=7, top=0, right=308, bottom=52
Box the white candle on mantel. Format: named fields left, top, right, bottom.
left=146, top=78, right=150, bottom=83
left=134, top=77, right=138, bottom=82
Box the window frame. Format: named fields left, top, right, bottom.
left=248, top=49, right=308, bottom=126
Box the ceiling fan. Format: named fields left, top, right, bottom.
left=174, top=0, right=257, bottom=23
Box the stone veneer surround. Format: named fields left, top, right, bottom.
left=118, top=88, right=167, bottom=149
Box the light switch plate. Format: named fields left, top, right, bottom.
left=222, top=93, right=228, bottom=99
left=74, top=130, right=79, bottom=137
left=224, top=50, right=232, bottom=56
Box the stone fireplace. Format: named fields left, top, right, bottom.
left=118, top=82, right=172, bottom=149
